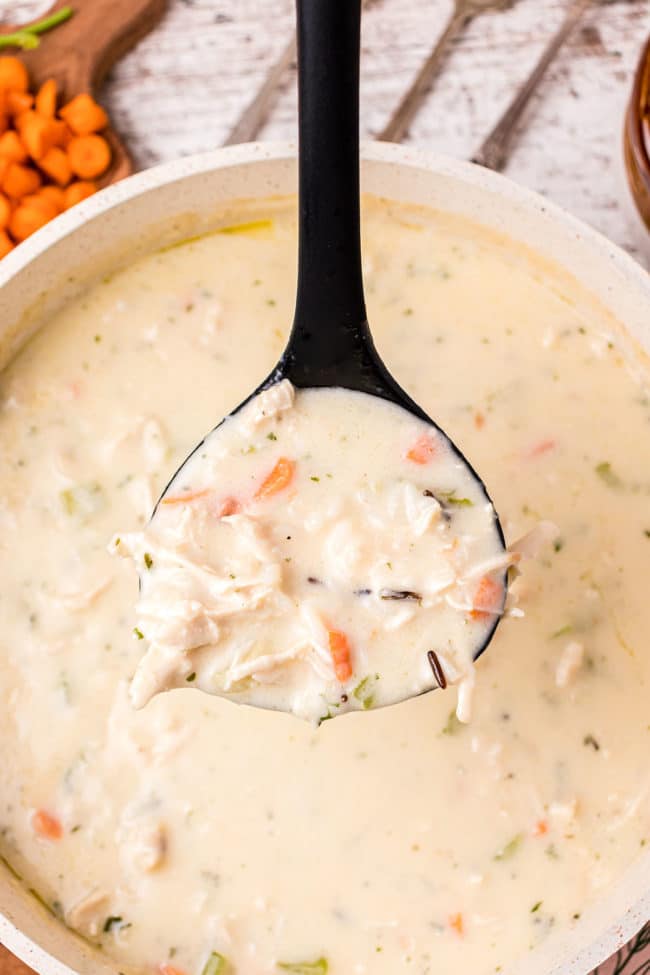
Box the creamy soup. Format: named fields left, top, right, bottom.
left=0, top=198, right=649, bottom=975
left=118, top=379, right=507, bottom=723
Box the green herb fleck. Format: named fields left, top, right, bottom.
left=186, top=672, right=196, bottom=683
left=144, top=553, right=153, bottom=570
left=438, top=490, right=474, bottom=507
left=267, top=432, right=278, bottom=441
left=0, top=5, right=73, bottom=50
left=94, top=334, right=102, bottom=343
left=310, top=476, right=320, bottom=482
left=266, top=298, right=277, bottom=307
left=441, top=710, right=463, bottom=736
left=553, top=539, right=564, bottom=552
left=103, top=916, right=123, bottom=933
left=201, top=951, right=230, bottom=975
left=278, top=959, right=328, bottom=975
left=133, top=627, right=144, bottom=641
left=353, top=674, right=380, bottom=710
left=550, top=624, right=573, bottom=640
left=595, top=461, right=623, bottom=489
left=494, top=833, right=523, bottom=862
left=60, top=488, right=76, bottom=515
left=531, top=901, right=543, bottom=914
left=644, top=530, right=650, bottom=539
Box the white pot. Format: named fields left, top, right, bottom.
left=1, top=142, right=649, bottom=975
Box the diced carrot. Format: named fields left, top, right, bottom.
left=0, top=157, right=9, bottom=185
left=63, top=180, right=96, bottom=209
left=59, top=92, right=108, bottom=135
left=406, top=433, right=437, bottom=465
left=254, top=457, right=295, bottom=501
left=21, top=192, right=59, bottom=221
left=0, top=129, right=27, bottom=162
left=49, top=119, right=72, bottom=148
left=0, top=192, right=10, bottom=229
left=9, top=204, right=50, bottom=241
left=0, top=114, right=7, bottom=136
left=15, top=110, right=59, bottom=161
left=449, top=913, right=464, bottom=936
left=0, top=57, right=29, bottom=93
left=67, top=133, right=111, bottom=179
left=6, top=90, right=33, bottom=117
left=215, top=496, right=241, bottom=517
left=0, top=228, right=13, bottom=258
left=39, top=146, right=72, bottom=186
left=525, top=439, right=556, bottom=459
left=32, top=809, right=63, bottom=840
left=162, top=489, right=211, bottom=506
left=328, top=629, right=353, bottom=683
left=38, top=185, right=65, bottom=213
left=35, top=78, right=57, bottom=118
left=474, top=411, right=486, bottom=430
left=533, top=819, right=549, bottom=837
left=2, top=162, right=41, bottom=199
left=470, top=575, right=504, bottom=621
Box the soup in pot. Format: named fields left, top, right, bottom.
left=0, top=197, right=648, bottom=975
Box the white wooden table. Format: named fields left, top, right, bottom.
left=6, top=0, right=650, bottom=266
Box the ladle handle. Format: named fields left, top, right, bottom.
left=284, top=0, right=374, bottom=387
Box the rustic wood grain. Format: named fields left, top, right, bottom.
left=4, top=0, right=650, bottom=263
left=0, top=944, right=33, bottom=975
left=1, top=0, right=168, bottom=184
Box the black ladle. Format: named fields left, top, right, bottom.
left=156, top=0, right=507, bottom=672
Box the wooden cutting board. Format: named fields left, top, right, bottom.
left=1, top=0, right=168, bottom=184
left=0, top=944, right=34, bottom=974
left=0, top=0, right=168, bottom=959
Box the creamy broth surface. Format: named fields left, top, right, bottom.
left=0, top=198, right=649, bottom=975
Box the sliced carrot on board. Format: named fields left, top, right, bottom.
left=406, top=433, right=437, bottom=465
left=449, top=913, right=464, bottom=936
left=328, top=629, right=353, bottom=683
left=9, top=203, right=50, bottom=241
left=32, top=809, right=63, bottom=840
left=50, top=119, right=72, bottom=148
left=16, top=110, right=59, bottom=161
left=63, top=180, right=96, bottom=209
left=0, top=229, right=13, bottom=258
left=254, top=457, right=295, bottom=501
left=215, top=496, right=241, bottom=517
left=35, top=78, right=57, bottom=118
left=38, top=184, right=65, bottom=213
left=0, top=129, right=28, bottom=162
left=162, top=489, right=211, bottom=506
left=60, top=92, right=108, bottom=135
left=470, top=575, right=504, bottom=621
left=6, top=90, right=34, bottom=117
left=21, top=192, right=59, bottom=221
left=0, top=57, right=29, bottom=93
left=2, top=162, right=41, bottom=199
left=0, top=192, right=10, bottom=229
left=67, top=133, right=111, bottom=179
left=39, top=146, right=72, bottom=186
